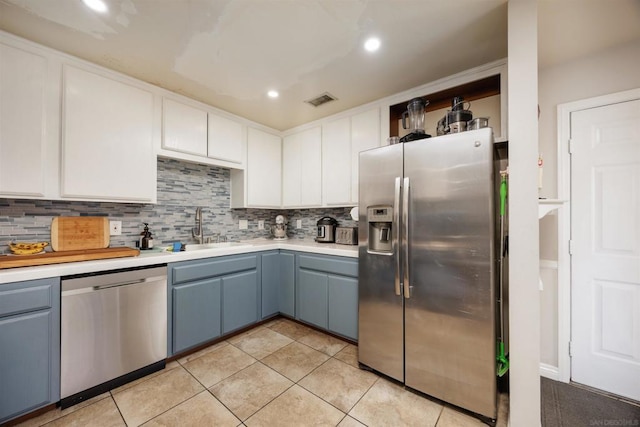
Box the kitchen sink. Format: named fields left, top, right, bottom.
left=184, top=242, right=253, bottom=251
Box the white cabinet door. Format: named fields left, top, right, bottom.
left=208, top=113, right=244, bottom=165
left=282, top=127, right=321, bottom=207
left=0, top=43, right=47, bottom=197
left=282, top=133, right=301, bottom=207
left=350, top=107, right=380, bottom=203
left=62, top=65, right=155, bottom=202
left=162, top=98, right=207, bottom=157
left=322, top=117, right=351, bottom=205
left=299, top=127, right=322, bottom=206
left=247, top=128, right=281, bottom=207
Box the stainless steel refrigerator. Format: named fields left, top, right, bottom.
left=358, top=128, right=497, bottom=419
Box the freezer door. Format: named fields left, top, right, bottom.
left=358, top=143, right=404, bottom=382
left=403, top=128, right=496, bottom=418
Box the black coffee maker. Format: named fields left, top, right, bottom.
left=400, top=97, right=431, bottom=143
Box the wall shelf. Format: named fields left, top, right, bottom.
left=389, top=74, right=501, bottom=137
left=538, top=199, right=566, bottom=219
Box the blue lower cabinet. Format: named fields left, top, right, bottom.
left=169, top=254, right=259, bottom=355
left=297, top=269, right=329, bottom=329
left=0, top=278, right=60, bottom=424
left=279, top=252, right=295, bottom=317
left=328, top=275, right=358, bottom=340
left=296, top=253, right=358, bottom=340
left=222, top=270, right=259, bottom=334
left=261, top=252, right=280, bottom=319
left=172, top=278, right=222, bottom=353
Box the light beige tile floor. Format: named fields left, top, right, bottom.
left=17, top=318, right=508, bottom=427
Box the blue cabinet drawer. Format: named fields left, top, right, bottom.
left=170, top=255, right=258, bottom=285
left=0, top=278, right=57, bottom=318
left=298, top=254, right=358, bottom=277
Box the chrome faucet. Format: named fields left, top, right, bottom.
left=192, top=208, right=204, bottom=244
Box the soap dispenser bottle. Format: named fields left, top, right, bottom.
left=140, top=223, right=154, bottom=250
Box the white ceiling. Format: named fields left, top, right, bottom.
left=0, top=0, right=638, bottom=130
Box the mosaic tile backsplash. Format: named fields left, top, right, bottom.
left=0, top=158, right=357, bottom=253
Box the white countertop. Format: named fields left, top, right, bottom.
left=0, top=239, right=358, bottom=285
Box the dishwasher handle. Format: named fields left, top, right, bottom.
left=93, top=276, right=164, bottom=290
left=62, top=275, right=166, bottom=296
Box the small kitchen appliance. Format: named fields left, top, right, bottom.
left=271, top=215, right=288, bottom=240
left=437, top=96, right=474, bottom=135
left=400, top=98, right=431, bottom=143
left=335, top=227, right=358, bottom=245
left=468, top=117, right=490, bottom=130
left=315, top=216, right=338, bottom=243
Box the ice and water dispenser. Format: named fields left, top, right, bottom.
left=367, top=206, right=393, bottom=253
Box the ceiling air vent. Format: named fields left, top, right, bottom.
left=305, top=92, right=337, bottom=107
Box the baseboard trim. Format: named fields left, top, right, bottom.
left=540, top=363, right=559, bottom=381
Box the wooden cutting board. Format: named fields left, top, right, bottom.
left=0, top=247, right=140, bottom=269
left=51, top=217, right=110, bottom=251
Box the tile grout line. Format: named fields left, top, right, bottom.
left=282, top=346, right=371, bottom=421
left=235, top=359, right=299, bottom=423
left=432, top=402, right=446, bottom=427
left=178, top=342, right=262, bottom=424
left=334, top=374, right=380, bottom=426
left=115, top=367, right=207, bottom=427
left=221, top=322, right=355, bottom=424
left=107, top=392, right=129, bottom=427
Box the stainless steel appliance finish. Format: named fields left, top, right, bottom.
left=61, top=266, right=167, bottom=400
left=468, top=117, right=490, bottom=130
left=335, top=227, right=358, bottom=245
left=315, top=216, right=338, bottom=243
left=358, top=128, right=497, bottom=419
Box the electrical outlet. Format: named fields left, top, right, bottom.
left=239, top=219, right=248, bottom=230
left=110, top=220, right=122, bottom=236
left=258, top=220, right=265, bottom=230
left=296, top=219, right=302, bottom=229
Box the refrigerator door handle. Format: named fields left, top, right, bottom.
left=393, top=176, right=401, bottom=296
left=402, top=177, right=410, bottom=299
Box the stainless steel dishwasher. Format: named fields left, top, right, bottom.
left=60, top=266, right=167, bottom=408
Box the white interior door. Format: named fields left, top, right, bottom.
left=571, top=98, right=640, bottom=401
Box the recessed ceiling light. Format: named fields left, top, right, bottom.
left=267, top=90, right=279, bottom=99
left=82, top=0, right=108, bottom=13
left=364, top=37, right=381, bottom=52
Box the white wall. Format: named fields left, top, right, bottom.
left=538, top=39, right=640, bottom=369
left=508, top=1, right=541, bottom=425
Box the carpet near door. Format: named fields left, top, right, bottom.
left=541, top=377, right=640, bottom=426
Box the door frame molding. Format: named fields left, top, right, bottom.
left=556, top=87, right=640, bottom=383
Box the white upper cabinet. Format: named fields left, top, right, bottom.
left=161, top=97, right=246, bottom=169
left=0, top=42, right=47, bottom=198
left=232, top=127, right=281, bottom=208
left=162, top=98, right=208, bottom=157
left=62, top=65, right=156, bottom=202
left=282, top=127, right=322, bottom=208
left=208, top=113, right=244, bottom=164
left=350, top=108, right=380, bottom=203
left=321, top=107, right=380, bottom=206
left=322, top=117, right=351, bottom=205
